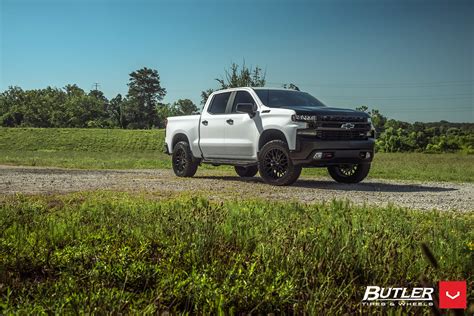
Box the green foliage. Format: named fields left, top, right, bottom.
left=107, top=93, right=125, bottom=128
left=0, top=68, right=189, bottom=129
left=201, top=62, right=266, bottom=105
left=155, top=99, right=199, bottom=128
left=355, top=106, right=474, bottom=153
left=375, top=123, right=474, bottom=153
left=282, top=83, right=300, bottom=91
left=0, top=192, right=472, bottom=314
left=172, top=98, right=198, bottom=116
left=355, top=106, right=387, bottom=132
left=0, top=85, right=110, bottom=128
left=123, top=67, right=167, bottom=129
left=200, top=88, right=215, bottom=106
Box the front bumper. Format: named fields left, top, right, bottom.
left=290, top=136, right=375, bottom=166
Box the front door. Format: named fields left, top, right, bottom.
left=224, top=90, right=260, bottom=160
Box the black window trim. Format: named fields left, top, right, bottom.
left=225, top=92, right=236, bottom=114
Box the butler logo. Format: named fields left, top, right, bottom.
left=439, top=281, right=467, bottom=309
left=361, top=286, right=434, bottom=306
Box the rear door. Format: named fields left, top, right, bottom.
left=198, top=92, right=231, bottom=158
left=224, top=90, right=260, bottom=159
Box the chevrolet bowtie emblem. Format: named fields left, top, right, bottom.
left=341, top=123, right=355, bottom=129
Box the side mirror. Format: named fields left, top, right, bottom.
left=236, top=103, right=257, bottom=117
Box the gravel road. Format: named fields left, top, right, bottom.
left=0, top=165, right=472, bottom=211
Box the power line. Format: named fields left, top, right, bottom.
left=319, top=95, right=472, bottom=101
left=267, top=80, right=474, bottom=89
left=375, top=108, right=473, bottom=113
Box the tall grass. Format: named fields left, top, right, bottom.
left=1, top=192, right=472, bottom=314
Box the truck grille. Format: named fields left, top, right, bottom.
left=305, top=115, right=370, bottom=141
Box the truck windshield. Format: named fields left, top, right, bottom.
left=254, top=89, right=326, bottom=109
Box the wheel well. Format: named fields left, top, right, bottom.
left=172, top=133, right=189, bottom=149
left=258, top=129, right=288, bottom=150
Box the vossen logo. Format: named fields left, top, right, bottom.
left=362, top=286, right=434, bottom=307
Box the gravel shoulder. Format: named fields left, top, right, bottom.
left=0, top=165, right=472, bottom=211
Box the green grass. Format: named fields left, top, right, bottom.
left=1, top=127, right=473, bottom=182
left=0, top=192, right=472, bottom=314
left=303, top=152, right=474, bottom=182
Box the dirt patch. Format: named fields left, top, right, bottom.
left=0, top=165, right=472, bottom=211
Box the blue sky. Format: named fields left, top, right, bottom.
left=1, top=0, right=473, bottom=122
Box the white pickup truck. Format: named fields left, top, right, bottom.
left=165, top=87, right=375, bottom=186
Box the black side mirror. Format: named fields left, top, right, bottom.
left=236, top=103, right=257, bottom=117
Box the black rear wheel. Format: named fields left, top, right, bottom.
left=327, top=163, right=370, bottom=183
left=234, top=165, right=258, bottom=177
left=172, top=141, right=199, bottom=177
left=258, top=140, right=301, bottom=186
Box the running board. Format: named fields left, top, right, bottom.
left=202, top=158, right=257, bottom=167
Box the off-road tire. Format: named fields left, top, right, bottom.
left=234, top=165, right=258, bottom=177
left=172, top=141, right=199, bottom=177
left=327, top=163, right=370, bottom=183
left=258, top=140, right=302, bottom=186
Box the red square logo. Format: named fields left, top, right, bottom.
left=439, top=281, right=467, bottom=309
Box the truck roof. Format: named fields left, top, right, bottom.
left=212, top=87, right=302, bottom=94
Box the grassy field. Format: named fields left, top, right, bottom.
left=0, top=192, right=472, bottom=314
left=1, top=127, right=473, bottom=182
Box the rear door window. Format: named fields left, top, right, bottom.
left=207, top=92, right=231, bottom=114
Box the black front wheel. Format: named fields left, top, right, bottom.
left=172, top=141, right=199, bottom=177
left=327, top=163, right=370, bottom=183
left=258, top=140, right=302, bottom=186
left=234, top=165, right=258, bottom=177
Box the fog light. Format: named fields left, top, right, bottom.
left=322, top=152, right=334, bottom=159
left=314, top=152, right=323, bottom=159
left=365, top=152, right=371, bottom=159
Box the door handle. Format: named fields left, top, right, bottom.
left=226, top=119, right=234, bottom=125
left=202, top=120, right=208, bottom=126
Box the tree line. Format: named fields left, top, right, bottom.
left=0, top=63, right=472, bottom=153
left=0, top=67, right=198, bottom=129
left=356, top=106, right=473, bottom=153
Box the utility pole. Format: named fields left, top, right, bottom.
left=92, top=82, right=101, bottom=91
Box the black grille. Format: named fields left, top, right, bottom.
left=299, top=115, right=371, bottom=140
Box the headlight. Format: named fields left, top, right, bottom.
left=367, top=117, right=375, bottom=138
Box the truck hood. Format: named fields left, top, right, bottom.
left=283, top=105, right=369, bottom=119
